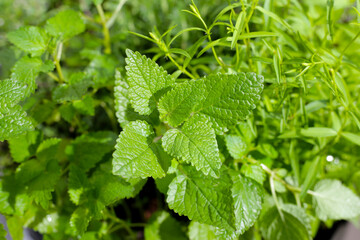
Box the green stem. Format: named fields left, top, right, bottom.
left=54, top=42, right=64, bottom=83
left=96, top=4, right=112, bottom=54
left=167, top=54, right=196, bottom=79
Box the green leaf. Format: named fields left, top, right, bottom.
left=8, top=131, right=41, bottom=162
left=229, top=170, right=264, bottom=235
left=145, top=211, right=187, bottom=240
left=159, top=73, right=264, bottom=133
left=16, top=138, right=61, bottom=209
left=260, top=206, right=311, bottom=240
left=7, top=216, right=23, bottom=240
left=70, top=206, right=92, bottom=235
left=225, top=135, right=248, bottom=159
left=0, top=176, right=30, bottom=215
left=241, top=164, right=266, bottom=184
left=7, top=26, right=50, bottom=56
left=0, top=79, right=27, bottom=108
left=68, top=164, right=89, bottom=205
left=231, top=11, right=246, bottom=49
left=52, top=72, right=90, bottom=102
left=311, top=179, right=360, bottom=220
left=341, top=132, right=360, bottom=146
left=112, top=120, right=167, bottom=179
left=45, top=9, right=85, bottom=39
left=0, top=105, right=33, bottom=142
left=66, top=131, right=117, bottom=171
left=125, top=49, right=176, bottom=115
left=0, top=223, right=6, bottom=240
left=167, top=166, right=235, bottom=231
left=188, top=221, right=216, bottom=240
left=114, top=69, right=130, bottom=127
left=10, top=56, right=45, bottom=97
left=300, top=127, right=338, bottom=137
left=73, top=95, right=95, bottom=116
left=162, top=114, right=221, bottom=177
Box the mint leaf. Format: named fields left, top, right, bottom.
left=125, top=49, right=176, bottom=115
left=0, top=176, right=30, bottom=215
left=145, top=211, right=187, bottom=240
left=229, top=170, right=264, bottom=235
left=113, top=120, right=167, bottom=179
left=73, top=95, right=95, bottom=116
left=311, top=179, right=360, bottom=220
left=0, top=105, right=33, bottom=142
left=225, top=135, right=248, bottom=159
left=8, top=131, right=41, bottom=162
left=241, top=163, right=266, bottom=184
left=188, top=221, right=216, bottom=240
left=66, top=131, right=116, bottom=171
left=114, top=70, right=130, bottom=127
left=45, top=9, right=85, bottom=39
left=52, top=72, right=90, bottom=102
left=260, top=206, right=311, bottom=240
left=0, top=79, right=27, bottom=107
left=159, top=73, right=264, bottom=133
left=70, top=206, right=91, bottom=235
left=16, top=139, right=61, bottom=209
left=68, top=164, right=89, bottom=205
left=0, top=223, right=6, bottom=240
left=7, top=26, right=49, bottom=56
left=167, top=166, right=235, bottom=231
left=10, top=56, right=44, bottom=97
left=162, top=114, right=221, bottom=177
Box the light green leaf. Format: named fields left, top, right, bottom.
left=260, top=206, right=311, bottom=240
left=159, top=73, right=264, bottom=133
left=70, top=206, right=91, bottom=235
left=0, top=79, right=27, bottom=108
left=188, top=221, right=216, bottom=240
left=341, top=132, right=360, bottom=146
left=167, top=166, right=235, bottom=231
left=0, top=105, right=33, bottom=142
left=225, top=135, right=248, bottom=159
left=162, top=114, right=221, bottom=177
left=8, top=131, right=41, bottom=162
left=229, top=170, right=264, bottom=235
left=231, top=11, right=246, bottom=49
left=66, top=131, right=117, bottom=171
left=112, top=120, right=167, bottom=179
left=45, top=9, right=85, bottom=39
left=311, top=179, right=360, bottom=220
left=241, top=164, right=266, bottom=184
left=125, top=49, right=176, bottom=115
left=300, top=127, right=338, bottom=137
left=114, top=69, right=130, bottom=127
left=73, top=95, right=95, bottom=116
left=68, top=164, right=89, bottom=205
left=0, top=223, right=6, bottom=240
left=145, top=211, right=187, bottom=240
left=52, top=72, right=90, bottom=102
left=282, top=204, right=312, bottom=239
left=7, top=26, right=49, bottom=56
left=0, top=176, right=30, bottom=215
left=7, top=216, right=23, bottom=240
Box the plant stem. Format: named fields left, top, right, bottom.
left=96, top=4, right=112, bottom=54
left=106, top=0, right=127, bottom=28
left=167, top=54, right=196, bottom=79
left=54, top=42, right=64, bottom=83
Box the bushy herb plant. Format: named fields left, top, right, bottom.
left=1, top=0, right=360, bottom=239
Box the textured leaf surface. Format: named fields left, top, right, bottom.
left=7, top=26, right=49, bottom=56
left=162, top=114, right=221, bottom=177
left=312, top=179, right=360, bottom=220
left=159, top=73, right=264, bottom=133
left=45, top=9, right=85, bottom=39
left=114, top=70, right=130, bottom=127
left=260, top=206, right=311, bottom=240
left=241, top=164, right=266, bottom=184
left=229, top=170, right=264, bottom=235
left=52, top=72, right=89, bottom=102
left=225, top=135, right=248, bottom=159
left=125, top=49, right=175, bottom=115
left=145, top=211, right=187, bottom=240
left=8, top=131, right=41, bottom=162
left=188, top=221, right=216, bottom=240
left=167, top=166, right=235, bottom=231
left=112, top=120, right=166, bottom=179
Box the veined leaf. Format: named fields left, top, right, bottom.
left=125, top=49, right=176, bottom=115
left=260, top=206, right=311, bottom=240
left=52, top=72, right=90, bottom=102
left=112, top=120, right=167, bottom=179
left=229, top=170, right=264, bottom=235
left=166, top=166, right=235, bottom=231
left=8, top=131, right=41, bottom=163
left=45, top=9, right=85, bottom=39
left=162, top=114, right=221, bottom=177
left=188, top=221, right=216, bottom=240
left=114, top=70, right=130, bottom=127
left=7, top=26, right=50, bottom=57
left=311, top=179, right=360, bottom=220
left=225, top=135, right=248, bottom=159
left=159, top=73, right=264, bottom=134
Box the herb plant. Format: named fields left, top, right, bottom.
left=1, top=0, right=360, bottom=239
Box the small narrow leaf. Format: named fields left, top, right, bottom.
left=341, top=132, right=360, bottom=146
left=125, top=49, right=176, bottom=115
left=311, top=179, right=360, bottom=220
left=300, top=127, right=337, bottom=137
left=162, top=114, right=221, bottom=177
left=112, top=120, right=166, bottom=179
left=231, top=11, right=246, bottom=49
